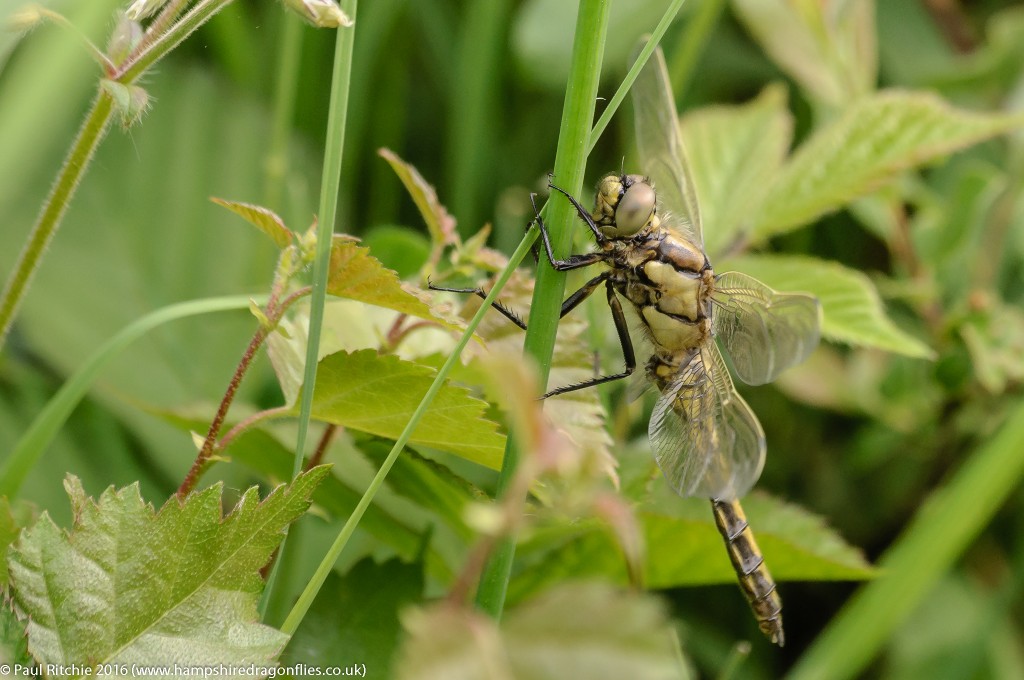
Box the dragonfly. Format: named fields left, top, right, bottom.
left=433, top=47, right=819, bottom=645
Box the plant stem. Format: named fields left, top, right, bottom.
left=292, top=0, right=357, bottom=480
left=588, top=0, right=687, bottom=155
left=280, top=225, right=539, bottom=637
left=131, top=0, right=194, bottom=57
left=0, top=89, right=114, bottom=352
left=788, top=398, right=1024, bottom=680
left=116, top=0, right=236, bottom=82
left=0, top=295, right=256, bottom=500
left=176, top=285, right=308, bottom=498
left=306, top=425, right=338, bottom=470
left=215, top=405, right=292, bottom=452
left=261, top=0, right=357, bottom=622
left=474, top=0, right=611, bottom=620
left=0, top=0, right=240, bottom=355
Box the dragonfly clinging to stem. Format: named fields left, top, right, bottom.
left=433, top=44, right=820, bottom=646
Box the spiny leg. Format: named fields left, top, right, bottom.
left=529, top=192, right=608, bottom=272
left=543, top=280, right=636, bottom=399
left=545, top=179, right=606, bottom=243
left=427, top=282, right=527, bottom=330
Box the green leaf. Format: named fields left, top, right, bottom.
left=509, top=490, right=872, bottom=603
left=731, top=0, right=876, bottom=107
left=210, top=197, right=294, bottom=249
left=283, top=558, right=423, bottom=677
left=397, top=582, right=681, bottom=680
left=8, top=469, right=328, bottom=670
left=754, top=91, right=1024, bottom=240
left=301, top=349, right=506, bottom=470
left=360, top=439, right=479, bottom=541
left=720, top=254, right=935, bottom=359
left=502, top=582, right=680, bottom=680
left=680, top=83, right=792, bottom=258
left=326, top=235, right=442, bottom=320
left=379, top=148, right=459, bottom=248
left=0, top=603, right=33, bottom=671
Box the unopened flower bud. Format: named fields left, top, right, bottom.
left=125, top=0, right=171, bottom=21
left=282, top=0, right=353, bottom=29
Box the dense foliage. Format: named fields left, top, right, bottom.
left=1, top=1, right=1023, bottom=678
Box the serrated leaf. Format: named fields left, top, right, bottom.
left=283, top=558, right=423, bottom=677
left=8, top=469, right=328, bottom=671
left=397, top=583, right=680, bottom=680
left=379, top=148, right=459, bottom=248
left=299, top=349, right=506, bottom=470
left=720, top=254, right=935, bottom=359
left=680, top=83, right=792, bottom=258
left=327, top=236, right=442, bottom=320
left=731, top=0, right=876, bottom=107
left=754, top=91, right=1024, bottom=240
left=509, top=490, right=872, bottom=604
left=210, top=197, right=294, bottom=249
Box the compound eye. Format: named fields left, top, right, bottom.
left=613, top=181, right=656, bottom=235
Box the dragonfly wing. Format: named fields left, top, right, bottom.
left=649, top=343, right=766, bottom=500
left=630, top=41, right=703, bottom=246
left=712, top=271, right=821, bottom=386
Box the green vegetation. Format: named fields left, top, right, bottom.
left=1, top=0, right=1023, bottom=677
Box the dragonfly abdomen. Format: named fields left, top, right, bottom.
left=711, top=498, right=784, bottom=646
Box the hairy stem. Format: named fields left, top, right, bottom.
left=176, top=284, right=310, bottom=498
left=0, top=89, right=114, bottom=351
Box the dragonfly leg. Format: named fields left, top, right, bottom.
left=427, top=282, right=527, bottom=330
left=546, top=179, right=606, bottom=244
left=543, top=280, right=636, bottom=399
left=530, top=192, right=608, bottom=272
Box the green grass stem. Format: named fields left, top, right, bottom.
left=788, top=398, right=1024, bottom=680
left=262, top=0, right=358, bottom=621
left=0, top=296, right=255, bottom=499
left=474, top=0, right=612, bottom=620
left=588, top=0, right=687, bottom=155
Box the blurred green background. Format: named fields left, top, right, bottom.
left=2, top=0, right=1024, bottom=677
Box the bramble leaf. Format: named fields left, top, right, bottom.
left=397, top=583, right=680, bottom=680
left=681, top=83, right=792, bottom=258
left=299, top=349, right=506, bottom=470
left=8, top=469, right=328, bottom=671
left=210, top=198, right=294, bottom=249
left=753, top=91, right=1024, bottom=240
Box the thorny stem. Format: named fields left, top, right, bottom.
left=177, top=283, right=311, bottom=498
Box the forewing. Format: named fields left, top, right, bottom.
left=630, top=41, right=703, bottom=245
left=649, top=343, right=766, bottom=500
left=712, top=271, right=821, bottom=386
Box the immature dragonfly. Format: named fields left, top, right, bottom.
left=435, top=48, right=819, bottom=645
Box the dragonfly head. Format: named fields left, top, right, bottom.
left=593, top=173, right=656, bottom=238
